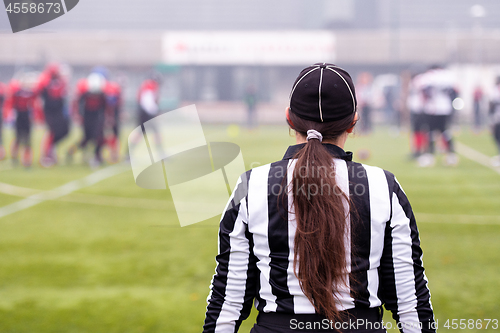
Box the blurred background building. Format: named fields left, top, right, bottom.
left=1, top=0, right=500, bottom=124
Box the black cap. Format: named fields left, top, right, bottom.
left=289, top=63, right=357, bottom=122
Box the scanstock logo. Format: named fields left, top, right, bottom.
left=4, top=0, right=79, bottom=33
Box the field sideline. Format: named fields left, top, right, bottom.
left=0, top=124, right=499, bottom=332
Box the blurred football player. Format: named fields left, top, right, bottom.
left=6, top=74, right=39, bottom=167
left=356, top=72, right=374, bottom=134
left=244, top=84, right=257, bottom=129
left=489, top=76, right=500, bottom=167
left=128, top=74, right=162, bottom=155
left=473, top=85, right=484, bottom=133
left=418, top=66, right=459, bottom=167
left=67, top=73, right=107, bottom=167
left=104, top=79, right=122, bottom=163
left=138, top=74, right=161, bottom=126
left=0, top=81, right=6, bottom=160
left=89, top=66, right=123, bottom=163
left=407, top=72, right=428, bottom=159
left=37, top=63, right=70, bottom=167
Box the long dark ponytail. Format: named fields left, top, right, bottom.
left=287, top=109, right=356, bottom=322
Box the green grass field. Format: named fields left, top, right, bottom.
left=0, top=123, right=499, bottom=332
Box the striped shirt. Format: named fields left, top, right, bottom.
left=204, top=144, right=435, bottom=333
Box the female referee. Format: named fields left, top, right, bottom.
left=203, top=63, right=435, bottom=333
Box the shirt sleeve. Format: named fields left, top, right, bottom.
left=378, top=176, right=435, bottom=333
left=203, top=173, right=258, bottom=333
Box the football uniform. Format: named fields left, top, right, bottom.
left=71, top=76, right=107, bottom=163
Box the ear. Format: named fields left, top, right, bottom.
left=346, top=112, right=358, bottom=134
left=285, top=107, right=295, bottom=128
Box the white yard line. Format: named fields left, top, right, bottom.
left=0, top=163, right=130, bottom=219
left=455, top=141, right=500, bottom=175
left=0, top=174, right=172, bottom=211
left=0, top=182, right=172, bottom=211
left=0, top=182, right=41, bottom=197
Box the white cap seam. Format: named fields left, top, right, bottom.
left=319, top=67, right=324, bottom=122
left=325, top=67, right=356, bottom=114
left=289, top=67, right=320, bottom=103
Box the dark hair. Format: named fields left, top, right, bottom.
left=287, top=109, right=356, bottom=322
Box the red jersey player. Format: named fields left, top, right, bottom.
left=67, top=73, right=107, bottom=167
left=104, top=80, right=122, bottom=163
left=128, top=74, right=162, bottom=157
left=37, top=63, right=70, bottom=167
left=5, top=74, right=40, bottom=167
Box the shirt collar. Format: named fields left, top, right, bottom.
left=282, top=143, right=353, bottom=161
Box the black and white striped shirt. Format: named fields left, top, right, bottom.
left=204, top=144, right=435, bottom=333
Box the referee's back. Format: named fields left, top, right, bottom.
left=203, top=143, right=435, bottom=333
